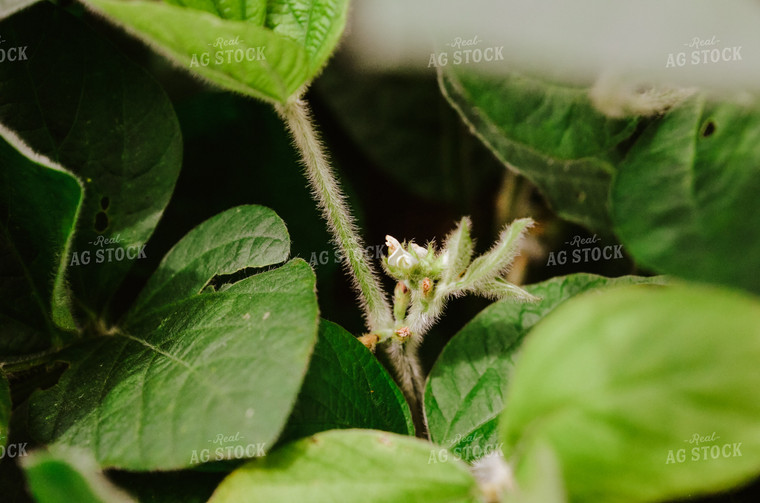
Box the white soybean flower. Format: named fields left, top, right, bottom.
left=386, top=235, right=418, bottom=270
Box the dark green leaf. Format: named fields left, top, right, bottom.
left=127, top=204, right=290, bottom=322
left=209, top=429, right=481, bottom=503
left=502, top=284, right=760, bottom=503
left=439, top=67, right=639, bottom=233
left=0, top=132, right=82, bottom=353
left=29, top=207, right=320, bottom=470
left=0, top=3, right=182, bottom=314
left=611, top=97, right=760, bottom=294
left=280, top=320, right=413, bottom=443
left=425, top=274, right=665, bottom=463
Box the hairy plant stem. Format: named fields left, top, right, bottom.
left=384, top=340, right=428, bottom=437
left=278, top=98, right=431, bottom=435
left=278, top=98, right=393, bottom=332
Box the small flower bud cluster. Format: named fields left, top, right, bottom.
left=379, top=218, right=539, bottom=344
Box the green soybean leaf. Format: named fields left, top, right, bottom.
left=85, top=0, right=349, bottom=104
left=280, top=320, right=414, bottom=443
left=0, top=373, right=9, bottom=447
left=439, top=67, right=639, bottom=234
left=165, top=0, right=267, bottom=24
left=0, top=3, right=182, bottom=314
left=209, top=429, right=481, bottom=503
left=424, top=274, right=665, bottom=463
left=611, top=97, right=760, bottom=295
left=127, top=204, right=290, bottom=322
left=22, top=447, right=137, bottom=503
left=265, top=0, right=350, bottom=77
left=0, top=131, right=82, bottom=354
left=501, top=284, right=760, bottom=503
left=28, top=206, right=320, bottom=470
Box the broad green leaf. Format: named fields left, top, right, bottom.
left=265, top=0, right=350, bottom=77
left=22, top=447, right=136, bottom=503
left=424, top=274, right=665, bottom=464
left=501, top=284, right=760, bottom=503
left=439, top=67, right=639, bottom=234
left=0, top=373, right=9, bottom=447
left=165, top=0, right=267, bottom=24
left=29, top=206, right=320, bottom=470
left=209, top=429, right=481, bottom=503
left=279, top=320, right=414, bottom=443
left=0, top=3, right=182, bottom=314
left=0, top=131, right=82, bottom=353
left=611, top=97, right=760, bottom=294
left=127, top=204, right=290, bottom=322
left=85, top=0, right=349, bottom=104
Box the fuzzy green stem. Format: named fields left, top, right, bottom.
left=278, top=98, right=393, bottom=332
left=384, top=340, right=428, bottom=437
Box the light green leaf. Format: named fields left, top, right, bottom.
left=165, top=0, right=267, bottom=24
left=279, top=320, right=414, bottom=443
left=85, top=0, right=308, bottom=104
left=0, top=3, right=182, bottom=314
left=264, top=0, right=350, bottom=77
left=501, top=284, right=760, bottom=503
left=0, top=131, right=82, bottom=353
left=28, top=207, right=320, bottom=470
left=425, top=274, right=665, bottom=464
left=85, top=0, right=349, bottom=104
left=439, top=67, right=639, bottom=234
left=22, top=447, right=136, bottom=503
left=0, top=373, right=9, bottom=447
left=611, top=96, right=760, bottom=295
left=209, top=429, right=481, bottom=503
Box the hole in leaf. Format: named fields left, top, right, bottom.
left=701, top=121, right=716, bottom=137
left=201, top=265, right=277, bottom=293
left=100, top=196, right=110, bottom=210
left=94, top=211, right=109, bottom=233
